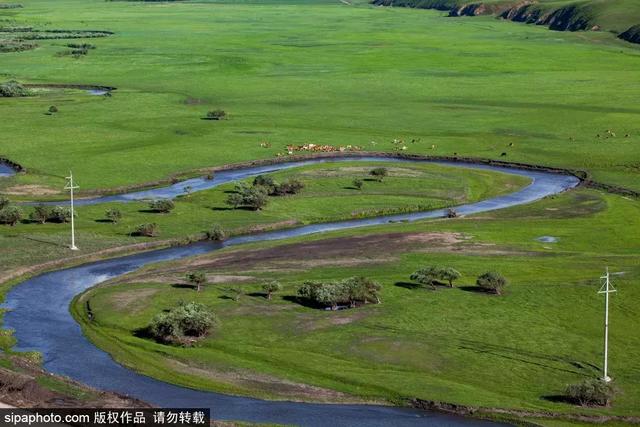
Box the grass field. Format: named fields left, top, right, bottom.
left=0, top=0, right=639, bottom=193
left=73, top=187, right=640, bottom=417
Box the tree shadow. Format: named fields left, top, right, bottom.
left=343, top=186, right=361, bottom=190
left=458, top=285, right=491, bottom=294
left=21, top=235, right=67, bottom=248
left=282, top=295, right=324, bottom=309
left=171, top=283, right=196, bottom=290
left=137, top=209, right=166, bottom=214
left=211, top=206, right=255, bottom=211
left=247, top=292, right=268, bottom=299
left=94, top=219, right=114, bottom=223
left=133, top=326, right=153, bottom=340
left=394, top=281, right=423, bottom=290
left=541, top=395, right=574, bottom=405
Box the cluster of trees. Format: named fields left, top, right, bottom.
left=0, top=197, right=22, bottom=226
left=149, top=302, right=217, bottom=345
left=566, top=378, right=616, bottom=407
left=298, top=276, right=382, bottom=310
left=0, top=80, right=31, bottom=97
left=132, top=223, right=158, bottom=237
left=226, top=175, right=305, bottom=210
left=29, top=204, right=73, bottom=224
left=410, top=266, right=507, bottom=294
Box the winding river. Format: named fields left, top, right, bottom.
left=2, top=156, right=580, bottom=426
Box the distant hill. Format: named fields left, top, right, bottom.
left=370, top=0, right=640, bottom=44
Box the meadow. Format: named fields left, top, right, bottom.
left=0, top=0, right=639, bottom=193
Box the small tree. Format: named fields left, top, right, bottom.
left=206, top=224, right=226, bottom=241
left=149, top=199, right=175, bottom=213
left=440, top=267, right=461, bottom=287
left=410, top=267, right=440, bottom=290
left=149, top=302, right=216, bottom=344
left=133, top=223, right=159, bottom=237
left=0, top=196, right=9, bottom=210
left=105, top=208, right=122, bottom=224
left=0, top=206, right=22, bottom=226
left=230, top=287, right=244, bottom=302
left=476, top=271, right=507, bottom=295
left=369, top=167, right=388, bottom=182
left=566, top=378, right=615, bottom=407
left=48, top=105, right=58, bottom=114
left=262, top=281, right=282, bottom=300
left=352, top=178, right=363, bottom=190
left=206, top=109, right=226, bottom=120
left=446, top=208, right=458, bottom=218
left=30, top=204, right=51, bottom=224
left=272, top=179, right=304, bottom=196
left=226, top=192, right=244, bottom=209
left=186, top=271, right=207, bottom=292
left=253, top=175, right=276, bottom=192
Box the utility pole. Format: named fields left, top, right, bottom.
left=598, top=267, right=616, bottom=382
left=64, top=171, right=79, bottom=251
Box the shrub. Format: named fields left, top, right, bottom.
left=48, top=105, right=58, bottom=114
left=411, top=266, right=461, bottom=289
left=446, top=208, right=458, bottom=218
left=272, top=178, right=304, bottom=196
left=149, top=302, right=216, bottom=344
left=205, top=224, right=226, bottom=241
left=0, top=80, right=31, bottom=97
left=30, top=204, right=51, bottom=224
left=149, top=199, right=175, bottom=213
left=49, top=206, right=73, bottom=223
left=369, top=167, right=388, bottom=182
left=206, top=109, right=226, bottom=120
left=297, top=277, right=382, bottom=309
left=253, top=175, right=276, bottom=192
left=0, top=196, right=9, bottom=210
left=0, top=206, right=22, bottom=226
left=566, top=378, right=615, bottom=407
left=133, top=223, right=158, bottom=237
left=476, top=271, right=507, bottom=295
left=105, top=208, right=122, bottom=224
left=186, top=271, right=207, bottom=292
left=353, top=178, right=363, bottom=190
left=262, top=281, right=282, bottom=300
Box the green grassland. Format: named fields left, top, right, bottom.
left=0, top=0, right=639, bottom=193
left=0, top=161, right=529, bottom=274
left=73, top=187, right=640, bottom=418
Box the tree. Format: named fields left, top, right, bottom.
left=225, top=192, right=244, bottom=209
left=31, top=204, right=51, bottom=224
left=149, top=199, right=175, bottom=213
left=566, top=378, right=615, bottom=407
left=253, top=175, right=276, bottom=193
left=410, top=267, right=440, bottom=290
left=0, top=80, right=31, bottom=97
left=352, top=178, right=363, bottom=190
left=369, top=167, right=388, bottom=182
left=149, top=302, right=216, bottom=344
left=0, top=196, right=9, bottom=210
left=230, top=287, right=244, bottom=302
left=206, top=109, right=226, bottom=120
left=344, top=276, right=382, bottom=306
left=206, top=224, right=226, bottom=241
left=105, top=208, right=122, bottom=224
left=0, top=206, right=22, bottom=226
left=446, top=208, right=458, bottom=218
left=272, top=179, right=304, bottom=196
left=476, top=271, right=507, bottom=295
left=440, top=267, right=461, bottom=287
left=262, top=281, right=282, bottom=300
left=133, top=223, right=159, bottom=237
left=48, top=105, right=58, bottom=114
left=186, top=271, right=207, bottom=292
left=226, top=183, right=268, bottom=210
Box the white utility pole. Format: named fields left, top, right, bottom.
left=64, top=171, right=79, bottom=251
left=598, top=267, right=616, bottom=382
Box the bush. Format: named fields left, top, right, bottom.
left=410, top=266, right=461, bottom=289
left=105, top=208, right=122, bottom=224
left=446, top=208, right=458, bottom=218
left=369, top=167, right=388, bottom=182
left=149, top=302, right=216, bottom=344
left=206, top=109, right=226, bottom=120
left=253, top=175, right=276, bottom=192
left=353, top=178, right=363, bottom=190
left=0, top=80, right=31, bottom=97
left=271, top=178, right=304, bottom=196
left=476, top=271, right=507, bottom=295
left=566, top=378, right=615, bottom=406
left=0, top=196, right=9, bottom=210
left=49, top=206, right=73, bottom=223
left=0, top=206, right=22, bottom=226
left=149, top=199, right=175, bottom=213
left=133, top=223, right=159, bottom=237
left=205, top=224, right=226, bottom=241
left=48, top=105, right=58, bottom=114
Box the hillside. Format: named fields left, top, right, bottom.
left=370, top=0, right=640, bottom=43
